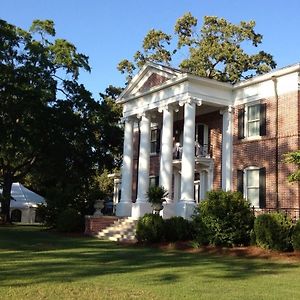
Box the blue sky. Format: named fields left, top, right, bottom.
left=1, top=0, right=300, bottom=98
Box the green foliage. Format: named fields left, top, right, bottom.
left=56, top=208, right=84, bottom=232
left=192, top=190, right=255, bottom=246
left=0, top=18, right=123, bottom=223
left=146, top=186, right=168, bottom=204
left=254, top=213, right=293, bottom=251
left=292, top=219, right=300, bottom=250
left=283, top=150, right=300, bottom=182
left=119, top=14, right=276, bottom=84
left=136, top=213, right=165, bottom=243
left=164, top=217, right=193, bottom=242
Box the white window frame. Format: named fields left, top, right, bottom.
left=244, top=102, right=261, bottom=139
left=243, top=166, right=260, bottom=208
left=150, top=126, right=160, bottom=155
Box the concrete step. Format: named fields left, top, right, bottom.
left=96, top=217, right=137, bottom=243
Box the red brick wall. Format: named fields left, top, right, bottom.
left=139, top=73, right=169, bottom=93
left=232, top=91, right=300, bottom=208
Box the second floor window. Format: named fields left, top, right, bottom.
left=238, top=103, right=266, bottom=139
left=150, top=128, right=160, bottom=154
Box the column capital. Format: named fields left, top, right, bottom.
left=121, top=115, right=136, bottom=123
left=158, top=103, right=174, bottom=113
left=219, top=105, right=233, bottom=115
left=179, top=96, right=202, bottom=107
left=136, top=111, right=151, bottom=120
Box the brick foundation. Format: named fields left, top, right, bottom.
left=84, top=216, right=119, bottom=235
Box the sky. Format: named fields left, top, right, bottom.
left=1, top=0, right=300, bottom=99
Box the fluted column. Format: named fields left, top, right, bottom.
left=176, top=98, right=201, bottom=219
left=132, top=113, right=152, bottom=219
left=116, top=118, right=134, bottom=217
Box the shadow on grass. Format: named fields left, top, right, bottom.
left=0, top=226, right=298, bottom=288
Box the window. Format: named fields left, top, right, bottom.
left=238, top=103, right=266, bottom=139
left=150, top=128, right=160, bottom=154
left=149, top=176, right=159, bottom=187
left=246, top=169, right=260, bottom=207
left=237, top=167, right=266, bottom=208
left=247, top=105, right=260, bottom=137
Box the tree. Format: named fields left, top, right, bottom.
left=0, top=19, right=95, bottom=222
left=118, top=13, right=276, bottom=84
left=284, top=151, right=300, bottom=182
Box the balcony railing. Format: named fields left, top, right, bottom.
left=173, top=142, right=212, bottom=159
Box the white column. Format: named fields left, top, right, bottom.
left=159, top=105, right=175, bottom=218
left=173, top=169, right=181, bottom=202
left=116, top=118, right=134, bottom=217
left=159, top=106, right=173, bottom=197
left=221, top=106, right=233, bottom=191
left=176, top=99, right=197, bottom=219
left=132, top=113, right=152, bottom=219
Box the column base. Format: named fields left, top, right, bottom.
left=115, top=202, right=132, bottom=217
left=131, top=202, right=152, bottom=220
left=160, top=202, right=176, bottom=219
left=175, top=201, right=196, bottom=220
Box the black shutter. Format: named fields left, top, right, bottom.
left=259, top=167, right=266, bottom=208
left=156, top=128, right=161, bottom=153
left=238, top=108, right=245, bottom=139
left=237, top=170, right=244, bottom=194
left=155, top=176, right=159, bottom=187
left=259, top=103, right=266, bottom=136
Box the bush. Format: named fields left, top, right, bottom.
left=192, top=190, right=255, bottom=247
left=291, top=219, right=300, bottom=250
left=56, top=208, right=84, bottom=232
left=164, top=217, right=193, bottom=242
left=254, top=213, right=293, bottom=251
left=136, top=213, right=165, bottom=243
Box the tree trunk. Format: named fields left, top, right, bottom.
left=1, top=174, right=13, bottom=223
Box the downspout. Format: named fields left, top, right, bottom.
left=271, top=76, right=279, bottom=209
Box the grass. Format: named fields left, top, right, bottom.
left=1, top=226, right=300, bottom=300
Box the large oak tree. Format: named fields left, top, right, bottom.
left=118, top=13, right=276, bottom=83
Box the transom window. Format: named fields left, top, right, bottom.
left=247, top=104, right=260, bottom=137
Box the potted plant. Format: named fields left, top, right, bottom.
left=147, top=185, right=169, bottom=214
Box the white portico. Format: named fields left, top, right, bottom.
left=116, top=62, right=233, bottom=219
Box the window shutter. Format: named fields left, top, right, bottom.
left=259, top=167, right=266, bottom=208
left=156, top=128, right=161, bottom=153
left=155, top=176, right=159, bottom=187
left=259, top=103, right=266, bottom=136
left=238, top=109, right=245, bottom=139
left=237, top=170, right=244, bottom=194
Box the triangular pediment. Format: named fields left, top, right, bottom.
left=118, top=62, right=182, bottom=101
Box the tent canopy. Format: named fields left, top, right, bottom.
left=1, top=183, right=45, bottom=209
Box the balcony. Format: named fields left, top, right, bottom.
left=173, top=142, right=212, bottom=160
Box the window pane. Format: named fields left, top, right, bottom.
left=248, top=121, right=259, bottom=136
left=247, top=169, right=259, bottom=187
left=151, top=142, right=157, bottom=153
left=151, top=130, right=157, bottom=141
left=247, top=188, right=259, bottom=207
left=248, top=105, right=260, bottom=121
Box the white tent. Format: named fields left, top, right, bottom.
left=1, top=183, right=45, bottom=223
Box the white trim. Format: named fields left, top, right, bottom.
left=243, top=166, right=260, bottom=208
left=244, top=102, right=261, bottom=139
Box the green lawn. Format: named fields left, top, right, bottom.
left=1, top=226, right=300, bottom=300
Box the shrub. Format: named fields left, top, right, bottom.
left=191, top=216, right=210, bottom=246
left=192, top=190, right=255, bottom=247
left=56, top=208, right=84, bottom=232
left=291, top=219, right=300, bottom=250
left=136, top=213, right=165, bottom=243
left=164, top=217, right=193, bottom=242
left=254, top=213, right=293, bottom=251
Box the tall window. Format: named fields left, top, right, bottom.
left=238, top=103, right=266, bottom=139
left=247, top=105, right=260, bottom=137
left=237, top=167, right=266, bottom=208
left=150, top=128, right=160, bottom=154
left=246, top=169, right=260, bottom=207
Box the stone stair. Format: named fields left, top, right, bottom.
left=96, top=217, right=138, bottom=242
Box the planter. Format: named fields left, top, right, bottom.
left=93, top=199, right=104, bottom=216
left=152, top=202, right=164, bottom=214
